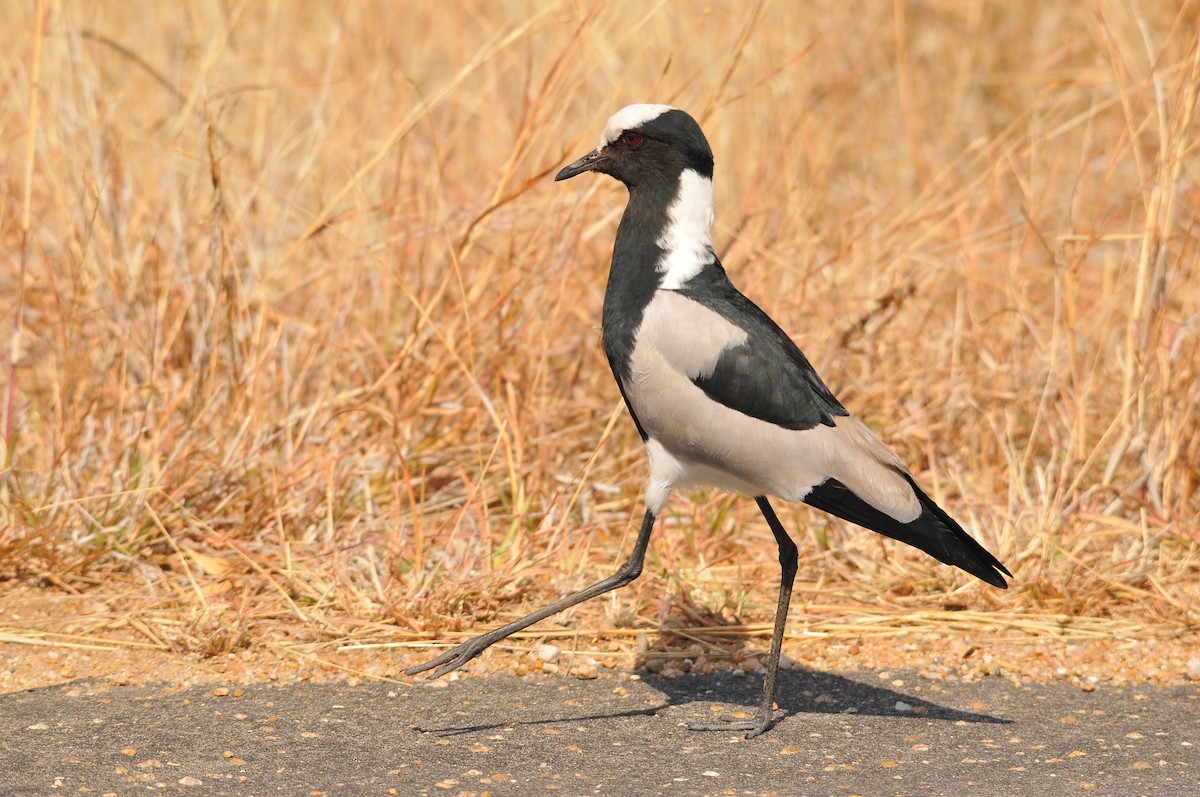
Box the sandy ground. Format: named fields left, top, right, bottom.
left=2, top=583, right=1196, bottom=697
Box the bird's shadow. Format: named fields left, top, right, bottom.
left=651, top=666, right=1011, bottom=724
left=411, top=666, right=1009, bottom=736
left=411, top=704, right=662, bottom=736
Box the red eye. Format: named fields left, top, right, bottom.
left=622, top=132, right=643, bottom=148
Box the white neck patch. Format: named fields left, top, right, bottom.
left=600, top=103, right=676, bottom=147
left=657, top=168, right=715, bottom=289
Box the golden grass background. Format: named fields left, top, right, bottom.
left=2, top=1, right=1198, bottom=665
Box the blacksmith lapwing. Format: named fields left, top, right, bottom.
left=407, top=104, right=1011, bottom=737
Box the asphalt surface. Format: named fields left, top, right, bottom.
left=2, top=667, right=1195, bottom=796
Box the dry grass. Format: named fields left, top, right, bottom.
left=2, top=1, right=1198, bottom=670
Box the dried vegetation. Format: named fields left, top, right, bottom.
left=2, top=2, right=1198, bottom=676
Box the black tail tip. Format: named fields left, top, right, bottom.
left=978, top=561, right=1012, bottom=589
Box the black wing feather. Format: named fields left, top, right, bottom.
left=804, top=476, right=1011, bottom=588
left=675, top=264, right=847, bottom=430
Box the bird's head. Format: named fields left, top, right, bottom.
left=555, top=104, right=714, bottom=190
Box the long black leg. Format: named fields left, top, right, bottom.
left=690, top=496, right=797, bottom=737
left=405, top=509, right=657, bottom=679
left=749, top=496, right=798, bottom=735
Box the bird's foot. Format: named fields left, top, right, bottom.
left=687, top=707, right=781, bottom=739
left=404, top=637, right=489, bottom=679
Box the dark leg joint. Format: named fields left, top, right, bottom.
left=615, top=558, right=643, bottom=582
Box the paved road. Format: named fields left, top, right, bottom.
left=2, top=667, right=1195, bottom=796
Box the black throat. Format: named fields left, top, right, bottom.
left=600, top=176, right=682, bottom=385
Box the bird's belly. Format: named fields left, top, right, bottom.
left=624, top=346, right=834, bottom=502
left=629, top=372, right=921, bottom=524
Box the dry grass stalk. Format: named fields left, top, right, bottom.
left=1, top=2, right=1197, bottom=667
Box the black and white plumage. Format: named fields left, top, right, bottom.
left=407, top=104, right=1011, bottom=737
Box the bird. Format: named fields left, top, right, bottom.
left=406, top=104, right=1011, bottom=737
